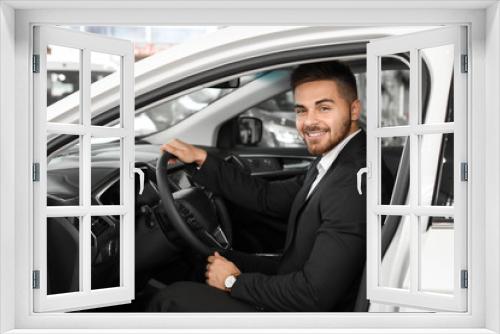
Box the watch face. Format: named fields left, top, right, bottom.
left=224, top=275, right=236, bottom=289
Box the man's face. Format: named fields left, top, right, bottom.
left=294, top=80, right=360, bottom=156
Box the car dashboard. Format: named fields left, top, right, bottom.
left=46, top=158, right=194, bottom=295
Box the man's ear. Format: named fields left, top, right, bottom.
left=350, top=99, right=362, bottom=121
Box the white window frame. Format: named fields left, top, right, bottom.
left=366, top=26, right=468, bottom=312
left=0, top=1, right=498, bottom=333
left=32, top=26, right=135, bottom=312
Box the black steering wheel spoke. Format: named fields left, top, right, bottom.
left=156, top=152, right=232, bottom=257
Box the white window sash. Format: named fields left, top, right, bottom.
left=366, top=25, right=468, bottom=312
left=33, top=25, right=135, bottom=312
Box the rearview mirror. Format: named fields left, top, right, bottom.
left=237, top=117, right=263, bottom=146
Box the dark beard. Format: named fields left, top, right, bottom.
left=305, top=114, right=352, bottom=156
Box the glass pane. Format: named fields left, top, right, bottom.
left=46, top=45, right=81, bottom=124
left=419, top=44, right=454, bottom=124
left=419, top=216, right=454, bottom=294
left=47, top=135, right=81, bottom=206
left=355, top=72, right=367, bottom=126
left=90, top=52, right=121, bottom=126
left=419, top=133, right=454, bottom=206
left=91, top=215, right=121, bottom=290
left=91, top=137, right=122, bottom=205
left=380, top=215, right=410, bottom=291
left=380, top=136, right=409, bottom=205
left=110, top=26, right=145, bottom=40
left=47, top=217, right=80, bottom=295
left=379, top=54, right=410, bottom=127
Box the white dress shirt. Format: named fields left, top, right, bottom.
left=306, top=129, right=362, bottom=199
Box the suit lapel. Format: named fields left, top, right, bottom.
left=282, top=131, right=366, bottom=253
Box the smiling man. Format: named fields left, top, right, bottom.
left=148, top=61, right=367, bottom=312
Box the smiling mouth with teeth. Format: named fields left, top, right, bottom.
left=307, top=131, right=325, bottom=137
left=305, top=129, right=328, bottom=139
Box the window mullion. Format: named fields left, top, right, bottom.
left=415, top=123, right=454, bottom=134
left=409, top=48, right=420, bottom=295
left=46, top=123, right=86, bottom=135
left=82, top=48, right=90, bottom=206
left=90, top=126, right=127, bottom=138
left=374, top=205, right=454, bottom=217
left=366, top=50, right=379, bottom=294
left=81, top=48, right=91, bottom=294
left=80, top=215, right=90, bottom=293
left=46, top=205, right=126, bottom=217
left=121, top=51, right=134, bottom=293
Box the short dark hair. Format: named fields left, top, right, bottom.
left=290, top=61, right=358, bottom=102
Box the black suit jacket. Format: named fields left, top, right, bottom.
left=191, top=131, right=366, bottom=312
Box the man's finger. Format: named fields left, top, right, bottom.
left=207, top=256, right=215, bottom=263
left=160, top=146, right=171, bottom=155
left=169, top=139, right=185, bottom=150
left=171, top=138, right=186, bottom=147
left=214, top=251, right=226, bottom=260
left=162, top=143, right=177, bottom=154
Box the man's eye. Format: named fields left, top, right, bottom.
left=319, top=106, right=331, bottom=112
left=295, top=109, right=305, bottom=114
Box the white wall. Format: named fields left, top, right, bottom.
left=0, top=2, right=16, bottom=333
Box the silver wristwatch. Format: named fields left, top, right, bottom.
left=224, top=275, right=237, bottom=290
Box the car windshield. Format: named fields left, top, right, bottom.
left=47, top=73, right=260, bottom=152
left=132, top=74, right=259, bottom=138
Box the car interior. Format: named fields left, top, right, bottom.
left=45, top=44, right=454, bottom=312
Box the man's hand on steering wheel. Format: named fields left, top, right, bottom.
left=160, top=139, right=208, bottom=167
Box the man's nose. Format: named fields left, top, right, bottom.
left=303, top=109, right=318, bottom=125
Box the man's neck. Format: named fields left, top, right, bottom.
left=321, top=128, right=361, bottom=157
left=347, top=123, right=360, bottom=136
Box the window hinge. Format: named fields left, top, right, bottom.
left=32, top=55, right=40, bottom=73
left=461, top=162, right=468, bottom=181
left=32, top=270, right=40, bottom=289
left=461, top=269, right=468, bottom=289
left=32, top=163, right=40, bottom=182
left=461, top=54, right=468, bottom=73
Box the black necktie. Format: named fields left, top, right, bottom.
left=282, top=158, right=320, bottom=252
left=302, top=159, right=320, bottom=197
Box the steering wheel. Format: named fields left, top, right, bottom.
left=155, top=151, right=232, bottom=257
